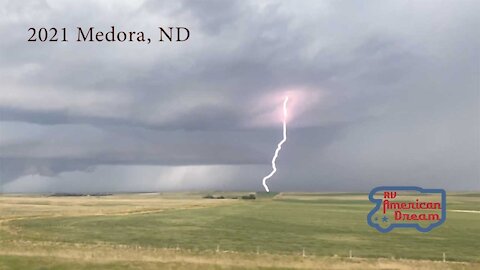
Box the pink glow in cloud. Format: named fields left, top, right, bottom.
left=247, top=87, right=322, bottom=128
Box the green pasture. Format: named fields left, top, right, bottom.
left=5, top=193, right=479, bottom=262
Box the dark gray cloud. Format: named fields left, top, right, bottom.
left=1, top=0, right=479, bottom=192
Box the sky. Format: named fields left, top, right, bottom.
left=0, top=0, right=479, bottom=193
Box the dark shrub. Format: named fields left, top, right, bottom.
left=241, top=194, right=256, bottom=200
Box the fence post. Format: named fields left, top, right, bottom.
left=349, top=250, right=352, bottom=259
left=256, top=246, right=260, bottom=255
left=443, top=252, right=446, bottom=262
left=216, top=244, right=220, bottom=253
left=302, top=248, right=306, bottom=257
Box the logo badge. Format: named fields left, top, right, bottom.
left=367, top=186, right=446, bottom=233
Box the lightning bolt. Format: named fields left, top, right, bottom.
left=262, top=96, right=289, bottom=192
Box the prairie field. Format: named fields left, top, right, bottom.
left=0, top=192, right=479, bottom=269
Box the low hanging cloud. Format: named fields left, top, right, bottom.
left=0, top=0, right=479, bottom=192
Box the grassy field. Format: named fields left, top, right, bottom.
left=0, top=192, right=479, bottom=269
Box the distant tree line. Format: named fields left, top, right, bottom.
left=203, top=193, right=256, bottom=200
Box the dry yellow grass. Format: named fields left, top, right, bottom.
left=1, top=241, right=477, bottom=270
left=0, top=193, right=234, bottom=219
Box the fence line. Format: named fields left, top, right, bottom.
left=8, top=240, right=453, bottom=263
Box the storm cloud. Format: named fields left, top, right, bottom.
left=1, top=0, right=479, bottom=192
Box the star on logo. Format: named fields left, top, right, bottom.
left=382, top=215, right=389, bottom=223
